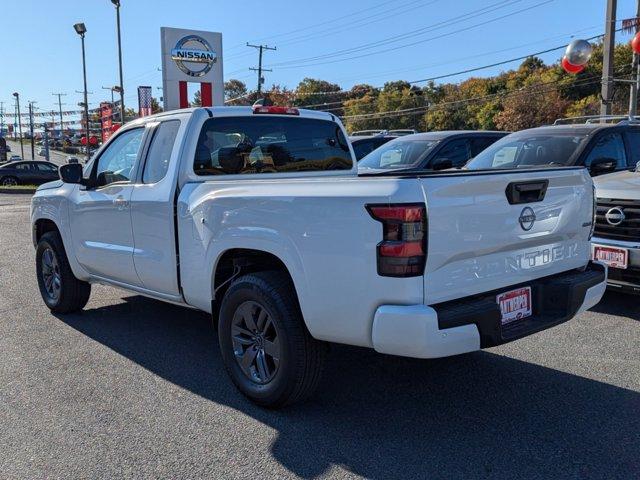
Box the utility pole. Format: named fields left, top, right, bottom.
left=0, top=101, right=4, bottom=137
left=43, top=123, right=50, bottom=162
left=601, top=0, right=617, bottom=117
left=102, top=86, right=115, bottom=106
left=52, top=93, right=67, bottom=138
left=28, top=101, right=37, bottom=159
left=629, top=1, right=640, bottom=117
left=13, top=92, right=24, bottom=159
left=247, top=43, right=276, bottom=97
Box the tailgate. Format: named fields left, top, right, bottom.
left=420, top=168, right=593, bottom=304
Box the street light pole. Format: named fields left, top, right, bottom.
left=12, top=92, right=24, bottom=159
left=111, top=0, right=125, bottom=124
left=74, top=23, right=91, bottom=162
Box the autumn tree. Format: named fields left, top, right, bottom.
left=292, top=78, right=344, bottom=114
left=224, top=79, right=249, bottom=104
left=342, top=84, right=381, bottom=132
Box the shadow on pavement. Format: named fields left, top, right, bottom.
left=59, top=295, right=640, bottom=479
left=590, top=290, right=640, bottom=320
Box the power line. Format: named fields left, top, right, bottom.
left=267, top=0, right=545, bottom=68
left=285, top=28, right=621, bottom=110
left=223, top=0, right=405, bottom=56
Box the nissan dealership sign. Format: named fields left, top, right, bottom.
left=161, top=27, right=224, bottom=110
left=170, top=35, right=217, bottom=77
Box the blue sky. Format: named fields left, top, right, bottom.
left=0, top=0, right=637, bottom=120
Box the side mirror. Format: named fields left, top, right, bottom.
left=589, top=157, right=617, bottom=176
left=59, top=163, right=83, bottom=184
left=432, top=157, right=453, bottom=171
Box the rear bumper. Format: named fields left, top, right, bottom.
left=591, top=236, right=640, bottom=294
left=371, top=262, right=606, bottom=359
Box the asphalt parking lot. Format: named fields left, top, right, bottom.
left=0, top=192, right=638, bottom=479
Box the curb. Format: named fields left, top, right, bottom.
left=0, top=188, right=36, bottom=195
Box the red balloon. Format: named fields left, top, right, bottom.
left=80, top=136, right=87, bottom=145
left=562, top=56, right=584, bottom=74
left=632, top=32, right=640, bottom=54
left=111, top=123, right=121, bottom=133
left=88, top=136, right=98, bottom=146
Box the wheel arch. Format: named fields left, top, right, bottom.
left=211, top=248, right=303, bottom=322
left=33, top=218, right=61, bottom=248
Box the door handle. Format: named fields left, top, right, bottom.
left=113, top=196, right=129, bottom=210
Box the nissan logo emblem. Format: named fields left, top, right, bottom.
left=605, top=207, right=625, bottom=226
left=171, top=35, right=216, bottom=77
left=519, top=207, right=536, bottom=231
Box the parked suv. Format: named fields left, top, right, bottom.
left=466, top=120, right=640, bottom=176
left=349, top=134, right=397, bottom=160
left=592, top=166, right=640, bottom=293
left=359, top=131, right=507, bottom=171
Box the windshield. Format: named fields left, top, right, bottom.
left=358, top=138, right=439, bottom=170
left=466, top=132, right=589, bottom=170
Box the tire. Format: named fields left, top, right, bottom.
left=1, top=176, right=18, bottom=187
left=36, top=231, right=91, bottom=313
left=218, top=271, right=325, bottom=408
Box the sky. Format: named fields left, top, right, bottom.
left=0, top=0, right=638, bottom=126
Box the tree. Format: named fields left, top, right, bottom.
left=495, top=87, right=569, bottom=131
left=343, top=85, right=381, bottom=132
left=292, top=78, right=344, bottom=114
left=151, top=97, right=163, bottom=114
left=375, top=81, right=425, bottom=131
left=224, top=79, right=248, bottom=103
left=263, top=84, right=294, bottom=106
left=191, top=90, right=201, bottom=107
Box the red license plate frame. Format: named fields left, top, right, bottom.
left=496, top=286, right=533, bottom=326
left=592, top=244, right=628, bottom=269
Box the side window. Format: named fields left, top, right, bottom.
left=16, top=163, right=33, bottom=171
left=584, top=132, right=626, bottom=168
left=625, top=130, right=640, bottom=166
left=35, top=163, right=57, bottom=172
left=471, top=137, right=500, bottom=157
left=432, top=139, right=471, bottom=167
left=352, top=140, right=376, bottom=160
left=143, top=120, right=180, bottom=183
left=194, top=116, right=352, bottom=175
left=95, top=128, right=144, bottom=186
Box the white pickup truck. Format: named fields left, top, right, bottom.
left=31, top=106, right=606, bottom=407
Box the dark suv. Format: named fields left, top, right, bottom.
left=358, top=131, right=507, bottom=171
left=349, top=134, right=398, bottom=161
left=466, top=121, right=640, bottom=175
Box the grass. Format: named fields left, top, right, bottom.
left=0, top=184, right=38, bottom=192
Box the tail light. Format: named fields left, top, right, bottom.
left=366, top=203, right=427, bottom=277
left=589, top=185, right=597, bottom=240
left=252, top=106, right=299, bottom=115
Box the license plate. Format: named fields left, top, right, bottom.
left=592, top=245, right=628, bottom=269
left=496, top=287, right=532, bottom=326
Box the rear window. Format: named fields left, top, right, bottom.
left=193, top=116, right=352, bottom=175
left=466, top=132, right=588, bottom=170
left=358, top=138, right=439, bottom=170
